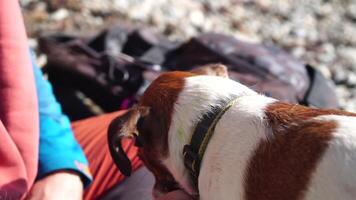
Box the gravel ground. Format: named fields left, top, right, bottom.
left=21, top=0, right=356, bottom=111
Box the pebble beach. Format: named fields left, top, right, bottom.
left=21, top=0, right=356, bottom=111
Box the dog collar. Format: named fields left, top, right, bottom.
left=183, top=96, right=240, bottom=185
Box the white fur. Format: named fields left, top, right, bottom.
left=303, top=115, right=356, bottom=200
left=161, top=75, right=276, bottom=198
left=161, top=75, right=356, bottom=200
left=198, top=95, right=276, bottom=200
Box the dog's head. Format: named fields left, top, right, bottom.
left=108, top=64, right=228, bottom=197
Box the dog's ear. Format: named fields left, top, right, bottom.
left=107, top=106, right=150, bottom=176
left=190, top=63, right=229, bottom=78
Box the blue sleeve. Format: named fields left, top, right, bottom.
left=31, top=52, right=92, bottom=187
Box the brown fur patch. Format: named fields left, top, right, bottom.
left=138, top=71, right=195, bottom=156
left=135, top=71, right=195, bottom=196
left=137, top=69, right=231, bottom=197
left=137, top=68, right=229, bottom=158
left=244, top=102, right=356, bottom=200
left=265, top=102, right=356, bottom=127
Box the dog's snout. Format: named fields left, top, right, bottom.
left=152, top=180, right=181, bottom=199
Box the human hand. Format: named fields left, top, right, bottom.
left=156, top=190, right=194, bottom=200
left=26, top=170, right=83, bottom=200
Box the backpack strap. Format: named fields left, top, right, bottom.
left=302, top=65, right=339, bottom=108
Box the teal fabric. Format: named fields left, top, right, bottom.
left=31, top=52, right=92, bottom=187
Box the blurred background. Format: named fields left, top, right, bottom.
left=21, top=0, right=356, bottom=112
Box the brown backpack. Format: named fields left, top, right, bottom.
left=39, top=26, right=338, bottom=121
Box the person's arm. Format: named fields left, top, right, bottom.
left=0, top=0, right=39, bottom=198
left=26, top=52, right=92, bottom=200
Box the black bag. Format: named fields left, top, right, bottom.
left=39, top=25, right=338, bottom=121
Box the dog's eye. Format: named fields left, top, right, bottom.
left=134, top=117, right=145, bottom=147
left=135, top=135, right=144, bottom=147
left=137, top=116, right=145, bottom=131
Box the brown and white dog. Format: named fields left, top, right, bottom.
left=108, top=66, right=356, bottom=200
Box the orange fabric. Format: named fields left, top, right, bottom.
left=72, top=111, right=143, bottom=200
left=0, top=0, right=39, bottom=198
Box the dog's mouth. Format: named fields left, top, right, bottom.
left=153, top=187, right=197, bottom=200
left=153, top=190, right=196, bottom=200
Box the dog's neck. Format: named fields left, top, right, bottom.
left=161, top=75, right=276, bottom=194
left=183, top=94, right=248, bottom=193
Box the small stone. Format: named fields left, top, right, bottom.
left=316, top=3, right=333, bottom=18
left=36, top=54, right=48, bottom=68
left=352, top=88, right=356, bottom=98
left=332, top=68, right=348, bottom=85
left=291, top=46, right=306, bottom=58
left=335, top=85, right=349, bottom=100
left=318, top=64, right=332, bottom=79
left=34, top=1, right=48, bottom=12
left=189, top=10, right=204, bottom=26
left=343, top=98, right=356, bottom=112
left=346, top=3, right=356, bottom=21
left=28, top=38, right=38, bottom=49
left=50, top=8, right=70, bottom=21
left=347, top=73, right=356, bottom=88
left=317, top=43, right=335, bottom=64
left=337, top=47, right=356, bottom=71
left=20, top=0, right=36, bottom=7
